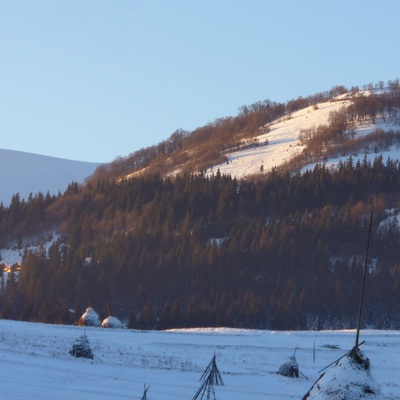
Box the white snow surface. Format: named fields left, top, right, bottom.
left=0, top=232, right=60, bottom=265
left=0, top=320, right=398, bottom=399
left=0, top=247, right=24, bottom=265
left=206, top=96, right=400, bottom=179
left=207, top=100, right=347, bottom=178
left=0, top=149, right=100, bottom=206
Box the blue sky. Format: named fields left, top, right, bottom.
left=1, top=1, right=399, bottom=163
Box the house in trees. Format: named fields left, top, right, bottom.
left=2, top=262, right=22, bottom=273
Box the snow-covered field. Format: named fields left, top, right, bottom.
left=0, top=320, right=398, bottom=399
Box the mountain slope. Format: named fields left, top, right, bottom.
left=0, top=149, right=100, bottom=206
left=209, top=91, right=400, bottom=178
left=205, top=98, right=346, bottom=178
left=2, top=81, right=400, bottom=330
left=114, top=86, right=400, bottom=182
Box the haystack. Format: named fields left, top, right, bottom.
left=78, top=307, right=101, bottom=327
left=101, top=315, right=122, bottom=328
left=302, top=346, right=380, bottom=400
left=278, top=353, right=299, bottom=378
left=69, top=334, right=94, bottom=359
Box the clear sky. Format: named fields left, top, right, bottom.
left=1, top=1, right=399, bottom=163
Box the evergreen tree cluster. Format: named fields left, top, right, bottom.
left=1, top=157, right=400, bottom=330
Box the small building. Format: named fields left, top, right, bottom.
left=2, top=262, right=22, bottom=273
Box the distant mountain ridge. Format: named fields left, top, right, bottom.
left=0, top=149, right=100, bottom=206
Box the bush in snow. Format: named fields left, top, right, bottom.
left=69, top=334, right=94, bottom=359
left=78, top=307, right=101, bottom=327
left=101, top=315, right=122, bottom=329
left=302, top=346, right=381, bottom=399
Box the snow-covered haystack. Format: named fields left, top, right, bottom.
left=78, top=307, right=101, bottom=327
left=69, top=334, right=94, bottom=359
left=302, top=346, right=381, bottom=400
left=278, top=354, right=299, bottom=378
left=101, top=315, right=122, bottom=329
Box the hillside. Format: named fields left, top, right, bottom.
left=0, top=319, right=399, bottom=399
left=95, top=80, right=400, bottom=183
left=0, top=149, right=100, bottom=206
left=1, top=80, right=400, bottom=330
left=209, top=91, right=400, bottom=178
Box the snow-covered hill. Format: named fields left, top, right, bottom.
left=207, top=93, right=400, bottom=179
left=0, top=320, right=398, bottom=399
left=0, top=149, right=100, bottom=206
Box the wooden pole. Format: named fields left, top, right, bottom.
left=313, top=340, right=316, bottom=363
left=355, top=206, right=373, bottom=348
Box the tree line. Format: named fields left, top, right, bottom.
left=1, top=158, right=400, bottom=330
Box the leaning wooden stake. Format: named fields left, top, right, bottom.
left=192, top=354, right=224, bottom=400
left=140, top=384, right=150, bottom=400
left=355, top=206, right=373, bottom=348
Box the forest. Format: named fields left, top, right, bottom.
left=1, top=79, right=400, bottom=330
left=1, top=157, right=400, bottom=330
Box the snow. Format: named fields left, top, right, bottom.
left=0, top=149, right=100, bottom=206
left=207, top=100, right=352, bottom=178
left=207, top=96, right=400, bottom=179
left=0, top=247, right=24, bottom=265
left=0, top=320, right=398, bottom=399
left=379, top=209, right=400, bottom=233
left=1, top=233, right=60, bottom=272
left=301, top=146, right=400, bottom=174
